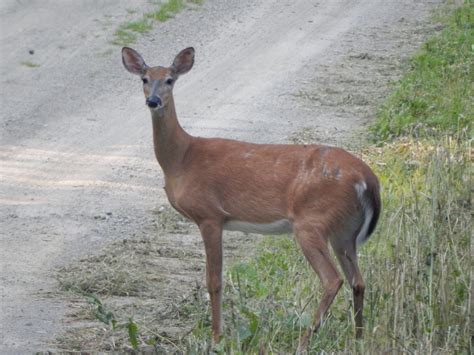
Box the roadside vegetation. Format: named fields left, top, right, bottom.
left=372, top=3, right=472, bottom=140
left=56, top=2, right=471, bottom=353
left=20, top=60, right=40, bottom=68
left=112, top=0, right=204, bottom=46
left=185, top=3, right=472, bottom=353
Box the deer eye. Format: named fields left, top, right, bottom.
left=142, top=78, right=148, bottom=84
left=165, top=78, right=174, bottom=85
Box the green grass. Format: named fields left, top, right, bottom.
left=112, top=0, right=203, bottom=46
left=112, top=29, right=138, bottom=47
left=371, top=4, right=473, bottom=140
left=182, top=3, right=472, bottom=353
left=20, top=60, right=40, bottom=68
left=112, top=19, right=153, bottom=46
left=145, top=0, right=186, bottom=22
left=123, top=19, right=153, bottom=33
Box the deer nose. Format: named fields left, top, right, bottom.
left=146, top=95, right=162, bottom=108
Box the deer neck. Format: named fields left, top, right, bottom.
left=150, top=96, right=191, bottom=174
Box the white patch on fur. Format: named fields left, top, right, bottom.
left=223, top=219, right=292, bottom=235
left=355, top=181, right=367, bottom=197
left=354, top=181, right=373, bottom=247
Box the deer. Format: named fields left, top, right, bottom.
left=122, top=46, right=381, bottom=351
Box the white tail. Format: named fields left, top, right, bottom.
left=122, top=47, right=381, bottom=351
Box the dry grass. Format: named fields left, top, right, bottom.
left=55, top=206, right=205, bottom=352
left=54, top=206, right=259, bottom=352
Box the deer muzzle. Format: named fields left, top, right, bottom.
left=146, top=95, right=162, bottom=109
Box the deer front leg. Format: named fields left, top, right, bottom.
left=199, top=219, right=224, bottom=343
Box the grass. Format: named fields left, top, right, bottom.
left=112, top=0, right=203, bottom=46
left=182, top=2, right=472, bottom=353
left=112, top=19, right=153, bottom=46
left=371, top=4, right=473, bottom=140
left=122, top=19, right=153, bottom=33
left=55, top=206, right=205, bottom=352
left=145, top=0, right=186, bottom=22
left=20, top=60, right=40, bottom=68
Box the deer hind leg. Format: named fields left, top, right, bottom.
left=294, top=223, right=343, bottom=352
left=198, top=219, right=224, bottom=343
left=331, top=235, right=365, bottom=339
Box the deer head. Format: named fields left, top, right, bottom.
left=122, top=47, right=195, bottom=112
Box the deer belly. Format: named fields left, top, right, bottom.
left=223, top=219, right=292, bottom=235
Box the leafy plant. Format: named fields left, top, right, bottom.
left=78, top=289, right=141, bottom=349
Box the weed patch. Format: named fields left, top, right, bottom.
left=112, top=0, right=204, bottom=46
left=145, top=0, right=186, bottom=22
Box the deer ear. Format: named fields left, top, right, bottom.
left=122, top=47, right=148, bottom=75
left=172, top=47, right=194, bottom=76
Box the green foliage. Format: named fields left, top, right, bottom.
left=371, top=4, right=473, bottom=140
left=127, top=318, right=140, bottom=349
left=360, top=136, right=470, bottom=353
left=112, top=20, right=152, bottom=46
left=83, top=291, right=118, bottom=330
left=123, top=19, right=153, bottom=33
left=146, top=0, right=186, bottom=22
left=112, top=28, right=138, bottom=46
left=72, top=289, right=144, bottom=349
left=112, top=0, right=204, bottom=46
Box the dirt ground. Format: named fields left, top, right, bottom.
left=0, top=0, right=443, bottom=352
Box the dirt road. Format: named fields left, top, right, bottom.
left=1, top=0, right=441, bottom=352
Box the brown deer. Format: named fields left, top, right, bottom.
left=122, top=47, right=381, bottom=351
